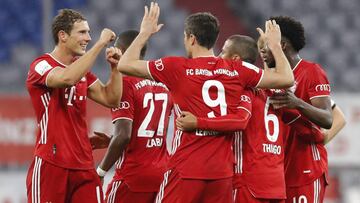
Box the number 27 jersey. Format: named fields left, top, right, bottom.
left=147, top=56, right=264, bottom=179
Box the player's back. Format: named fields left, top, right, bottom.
left=26, top=53, right=96, bottom=170
left=111, top=76, right=173, bottom=192
left=148, top=56, right=264, bottom=179
left=234, top=88, right=287, bottom=199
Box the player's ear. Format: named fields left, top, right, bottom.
left=190, top=34, right=196, bottom=46
left=232, top=54, right=241, bottom=61
left=58, top=30, right=68, bottom=43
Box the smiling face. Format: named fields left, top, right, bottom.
left=64, top=20, right=91, bottom=56
left=257, top=36, right=275, bottom=68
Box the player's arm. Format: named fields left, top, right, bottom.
left=176, top=108, right=251, bottom=132
left=323, top=104, right=346, bottom=144
left=117, top=2, right=163, bottom=79
left=88, top=47, right=123, bottom=108
left=282, top=109, right=325, bottom=143
left=255, top=21, right=294, bottom=89
left=97, top=119, right=132, bottom=178
left=271, top=90, right=333, bottom=129
left=46, top=29, right=116, bottom=88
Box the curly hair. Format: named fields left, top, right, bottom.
left=52, top=9, right=86, bottom=45
left=269, top=16, right=306, bottom=51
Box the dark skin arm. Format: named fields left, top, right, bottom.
left=270, top=90, right=333, bottom=129
left=98, top=119, right=132, bottom=182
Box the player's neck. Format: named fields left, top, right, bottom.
left=288, top=53, right=302, bottom=70
left=191, top=47, right=215, bottom=58
left=50, top=46, right=75, bottom=66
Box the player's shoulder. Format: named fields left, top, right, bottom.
left=299, top=59, right=326, bottom=73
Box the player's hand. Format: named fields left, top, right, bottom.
left=270, top=90, right=300, bottom=109
left=256, top=20, right=281, bottom=51
left=106, top=46, right=122, bottom=68
left=176, top=111, right=198, bottom=131
left=90, top=131, right=112, bottom=150
left=140, top=2, right=164, bottom=36
left=99, top=28, right=116, bottom=46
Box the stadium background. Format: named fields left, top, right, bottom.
left=0, top=0, right=359, bottom=202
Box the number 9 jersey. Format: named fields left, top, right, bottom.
left=147, top=56, right=264, bottom=180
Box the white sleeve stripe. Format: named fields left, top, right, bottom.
left=309, top=95, right=330, bottom=100
left=286, top=115, right=301, bottom=125
left=237, top=106, right=252, bottom=115
left=87, top=78, right=99, bottom=89
left=112, top=117, right=133, bottom=123
left=255, top=70, right=265, bottom=88
left=146, top=61, right=155, bottom=81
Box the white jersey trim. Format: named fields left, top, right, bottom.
left=107, top=180, right=121, bottom=203
left=87, top=78, right=99, bottom=89
left=309, top=95, right=330, bottom=100
left=292, top=59, right=303, bottom=72
left=237, top=106, right=252, bottom=116
left=39, top=92, right=50, bottom=144
left=285, top=114, right=301, bottom=125
left=31, top=156, right=42, bottom=203
left=46, top=53, right=67, bottom=67
left=255, top=69, right=265, bottom=88
left=112, top=117, right=133, bottom=124
left=155, top=170, right=172, bottom=203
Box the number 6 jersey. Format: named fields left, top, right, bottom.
left=147, top=56, right=264, bottom=179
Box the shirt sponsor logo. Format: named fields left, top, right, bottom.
left=112, top=101, right=130, bottom=111
left=240, top=95, right=251, bottom=103
left=315, top=84, right=331, bottom=92
left=155, top=59, right=164, bottom=71
left=34, top=60, right=53, bottom=76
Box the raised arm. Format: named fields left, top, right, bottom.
left=117, top=2, right=163, bottom=79
left=88, top=47, right=123, bottom=108
left=47, top=29, right=116, bottom=88
left=256, top=21, right=294, bottom=89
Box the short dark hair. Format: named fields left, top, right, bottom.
left=114, top=30, right=147, bottom=60
left=52, top=9, right=86, bottom=45
left=185, top=12, right=220, bottom=49
left=228, top=35, right=258, bottom=64
left=269, top=16, right=306, bottom=51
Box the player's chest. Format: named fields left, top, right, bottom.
left=60, top=78, right=88, bottom=107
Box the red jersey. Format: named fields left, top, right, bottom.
left=147, top=56, right=264, bottom=179
left=26, top=53, right=98, bottom=169
left=284, top=59, right=331, bottom=187
left=111, top=76, right=173, bottom=192
left=233, top=89, right=288, bottom=199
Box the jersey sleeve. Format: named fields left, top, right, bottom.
left=237, top=61, right=264, bottom=88
left=147, top=57, right=183, bottom=90
left=110, top=79, right=135, bottom=122
left=86, top=72, right=99, bottom=88
left=28, top=59, right=57, bottom=86
left=196, top=89, right=253, bottom=131
left=307, top=65, right=331, bottom=100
